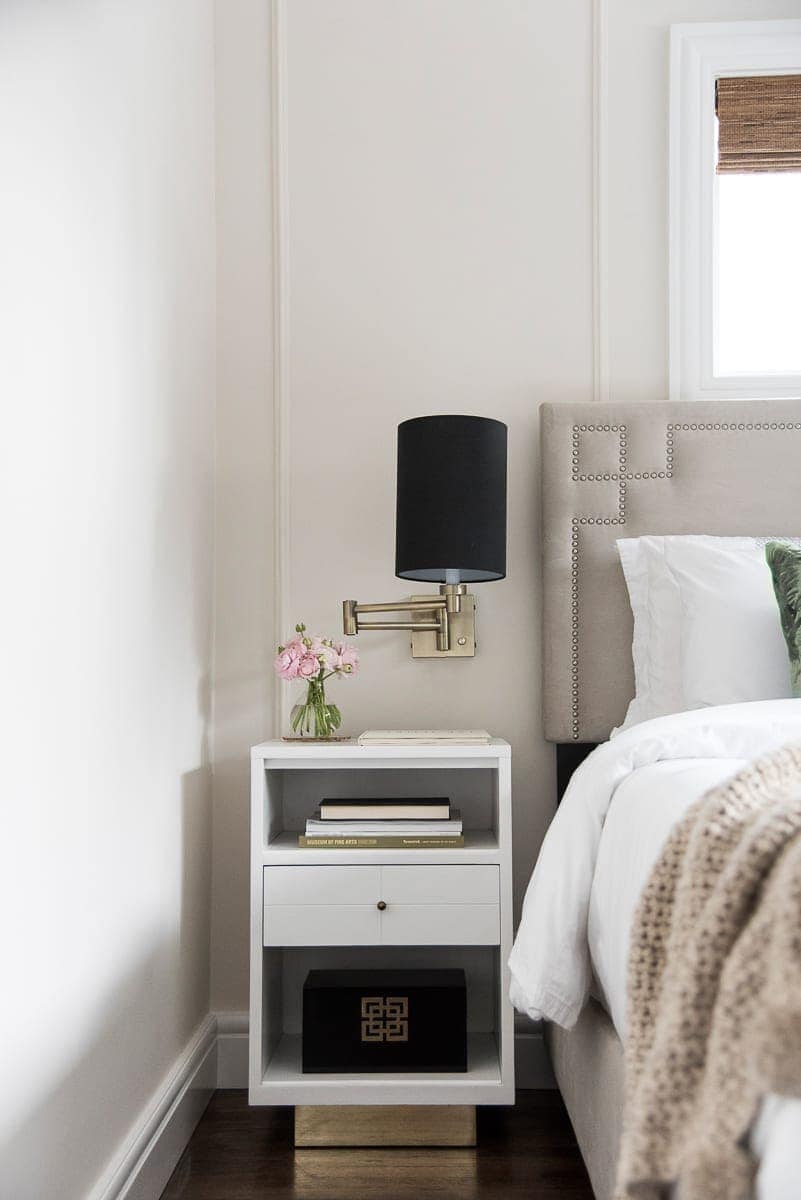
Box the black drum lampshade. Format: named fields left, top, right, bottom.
left=395, top=415, right=507, bottom=584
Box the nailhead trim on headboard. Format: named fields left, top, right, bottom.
left=564, top=418, right=801, bottom=740
left=569, top=424, right=630, bottom=738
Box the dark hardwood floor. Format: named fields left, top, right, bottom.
left=160, top=1090, right=593, bottom=1200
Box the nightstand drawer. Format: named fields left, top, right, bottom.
left=263, top=866, right=380, bottom=947
left=382, top=865, right=499, bottom=945
left=264, top=865, right=379, bottom=906
left=264, top=903, right=380, bottom=947
left=263, top=864, right=499, bottom=947
left=380, top=903, right=499, bottom=946
left=382, top=865, right=498, bottom=906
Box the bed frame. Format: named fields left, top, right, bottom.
left=540, top=398, right=801, bottom=1200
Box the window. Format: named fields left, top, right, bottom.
left=670, top=22, right=801, bottom=400
left=716, top=75, right=801, bottom=377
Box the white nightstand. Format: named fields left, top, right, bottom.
left=249, top=738, right=514, bottom=1135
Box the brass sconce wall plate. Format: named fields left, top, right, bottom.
left=410, top=593, right=475, bottom=657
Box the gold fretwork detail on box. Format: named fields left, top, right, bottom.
left=360, top=996, right=409, bottom=1042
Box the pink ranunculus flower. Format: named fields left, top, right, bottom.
left=297, top=652, right=322, bottom=680
left=334, top=641, right=359, bottom=676
left=309, top=636, right=338, bottom=669
left=274, top=638, right=304, bottom=680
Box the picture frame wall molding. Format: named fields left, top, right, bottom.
left=271, top=0, right=292, bottom=736
left=592, top=0, right=610, bottom=405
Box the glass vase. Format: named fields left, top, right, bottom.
left=290, top=676, right=342, bottom=739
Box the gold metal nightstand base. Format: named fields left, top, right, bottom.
left=294, top=1104, right=477, bottom=1147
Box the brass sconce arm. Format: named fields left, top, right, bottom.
left=343, top=585, right=468, bottom=655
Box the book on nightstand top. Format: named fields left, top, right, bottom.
left=358, top=729, right=491, bottom=746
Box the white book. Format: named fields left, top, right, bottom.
left=358, top=729, right=491, bottom=746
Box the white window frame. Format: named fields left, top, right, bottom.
left=669, top=20, right=801, bottom=401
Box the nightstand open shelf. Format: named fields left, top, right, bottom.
left=257, top=1032, right=501, bottom=1105
left=249, top=739, right=514, bottom=1110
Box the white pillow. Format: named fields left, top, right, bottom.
left=616, top=535, right=801, bottom=731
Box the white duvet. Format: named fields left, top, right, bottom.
left=509, top=699, right=801, bottom=1028
left=509, top=698, right=801, bottom=1199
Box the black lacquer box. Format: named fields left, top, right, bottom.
left=302, top=968, right=467, bottom=1073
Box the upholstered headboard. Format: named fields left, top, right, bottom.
left=541, top=399, right=801, bottom=743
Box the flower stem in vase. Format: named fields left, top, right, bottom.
left=276, top=622, right=357, bottom=740
left=290, top=676, right=342, bottom=739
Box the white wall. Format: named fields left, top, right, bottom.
left=211, top=0, right=595, bottom=1011
left=210, top=0, right=801, bottom=1018
left=0, top=4, right=216, bottom=1197
left=283, top=0, right=593, bottom=931
left=211, top=0, right=276, bottom=1014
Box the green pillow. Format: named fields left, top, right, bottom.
left=765, top=541, right=801, bottom=697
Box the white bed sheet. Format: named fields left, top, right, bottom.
left=510, top=700, right=801, bottom=1028
left=588, top=757, right=743, bottom=1038
left=509, top=701, right=801, bottom=1199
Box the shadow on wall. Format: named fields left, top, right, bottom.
left=178, top=765, right=213, bottom=1003
left=0, top=768, right=212, bottom=1200
left=209, top=746, right=257, bottom=1010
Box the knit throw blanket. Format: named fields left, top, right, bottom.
left=615, top=742, right=801, bottom=1200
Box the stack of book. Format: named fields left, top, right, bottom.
left=298, top=796, right=464, bottom=848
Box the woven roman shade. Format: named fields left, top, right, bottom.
left=716, top=75, right=801, bottom=174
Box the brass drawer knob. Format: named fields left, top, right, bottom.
left=376, top=900, right=387, bottom=911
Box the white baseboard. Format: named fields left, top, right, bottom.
left=216, top=1011, right=249, bottom=1088
left=89, top=1011, right=554, bottom=1200
left=90, top=1015, right=217, bottom=1200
